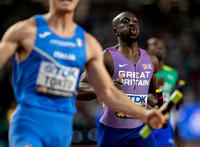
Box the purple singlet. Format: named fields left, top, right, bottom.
left=100, top=46, right=154, bottom=128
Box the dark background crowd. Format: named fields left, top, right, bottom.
left=0, top=0, right=200, bottom=146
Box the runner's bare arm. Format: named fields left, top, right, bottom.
left=0, top=22, right=22, bottom=68
left=84, top=33, right=165, bottom=128
left=0, top=19, right=35, bottom=69
left=77, top=71, right=97, bottom=101
left=77, top=49, right=114, bottom=101
left=148, top=55, right=159, bottom=107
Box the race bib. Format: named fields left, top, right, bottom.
left=36, top=61, right=80, bottom=97
left=116, top=94, right=147, bottom=119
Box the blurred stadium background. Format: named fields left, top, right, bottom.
left=0, top=0, right=200, bottom=146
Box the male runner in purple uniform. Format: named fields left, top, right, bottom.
left=0, top=1, right=165, bottom=147
left=78, top=11, right=160, bottom=147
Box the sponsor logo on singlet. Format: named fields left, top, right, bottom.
left=116, top=94, right=147, bottom=118
left=127, top=94, right=147, bottom=106
left=36, top=61, right=80, bottom=97
left=39, top=31, right=51, bottom=38
left=49, top=38, right=84, bottom=48
left=50, top=39, right=77, bottom=47
left=119, top=64, right=128, bottom=67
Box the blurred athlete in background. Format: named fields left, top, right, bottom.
left=147, top=36, right=179, bottom=147
left=0, top=0, right=165, bottom=146
left=78, top=11, right=161, bottom=147
left=176, top=102, right=200, bottom=147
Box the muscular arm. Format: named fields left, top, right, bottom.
left=77, top=71, right=97, bottom=101
left=82, top=33, right=165, bottom=127
left=0, top=23, right=21, bottom=68
left=77, top=47, right=114, bottom=101
left=0, top=18, right=35, bottom=69
left=148, top=55, right=159, bottom=107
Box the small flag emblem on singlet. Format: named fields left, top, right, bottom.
left=76, top=38, right=83, bottom=47
left=143, top=64, right=152, bottom=69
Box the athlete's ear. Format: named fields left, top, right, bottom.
left=113, top=28, right=119, bottom=37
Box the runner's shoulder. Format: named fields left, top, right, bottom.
left=102, top=47, right=114, bottom=72
left=3, top=17, right=36, bottom=42
left=10, top=17, right=35, bottom=33
left=163, top=65, right=177, bottom=72
left=149, top=54, right=159, bottom=72
left=163, top=65, right=178, bottom=76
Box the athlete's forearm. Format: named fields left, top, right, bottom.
left=98, top=85, right=147, bottom=122
left=77, top=81, right=97, bottom=101
left=147, top=94, right=157, bottom=107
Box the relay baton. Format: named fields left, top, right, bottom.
left=175, top=80, right=185, bottom=110
left=156, top=89, right=168, bottom=129
left=178, top=80, right=185, bottom=93
left=139, top=90, right=183, bottom=139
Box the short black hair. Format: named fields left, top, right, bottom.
left=146, top=34, right=163, bottom=41
left=145, top=34, right=163, bottom=49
